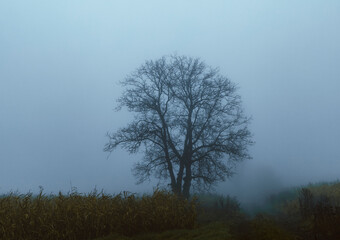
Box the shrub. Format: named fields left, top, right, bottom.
left=281, top=185, right=340, bottom=240
left=195, top=193, right=243, bottom=224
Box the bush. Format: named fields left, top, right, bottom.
left=195, top=193, right=243, bottom=224
left=297, top=188, right=340, bottom=240
left=279, top=185, right=340, bottom=240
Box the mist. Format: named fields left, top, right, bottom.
left=1, top=1, right=339, bottom=206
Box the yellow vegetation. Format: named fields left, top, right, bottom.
left=0, top=188, right=197, bottom=240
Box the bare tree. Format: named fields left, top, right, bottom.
left=104, top=55, right=252, bottom=198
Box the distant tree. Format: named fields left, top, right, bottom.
left=104, top=55, right=252, bottom=198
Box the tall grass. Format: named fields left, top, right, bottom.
left=0, top=188, right=197, bottom=240
left=2, top=181, right=339, bottom=240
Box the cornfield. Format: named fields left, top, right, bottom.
left=0, top=188, right=197, bottom=240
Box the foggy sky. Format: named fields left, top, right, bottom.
left=1, top=1, right=339, bottom=202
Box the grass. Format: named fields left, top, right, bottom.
left=0, top=188, right=196, bottom=240
left=1, top=181, right=340, bottom=240
left=96, top=222, right=232, bottom=240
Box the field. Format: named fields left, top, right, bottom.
left=0, top=182, right=340, bottom=240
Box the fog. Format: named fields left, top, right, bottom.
left=1, top=1, right=339, bottom=204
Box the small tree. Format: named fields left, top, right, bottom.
left=105, top=55, right=252, bottom=198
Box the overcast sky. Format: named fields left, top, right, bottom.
left=1, top=1, right=339, bottom=202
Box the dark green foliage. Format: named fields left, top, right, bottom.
left=297, top=188, right=340, bottom=240
left=272, top=182, right=340, bottom=240
left=195, top=193, right=243, bottom=224
left=97, top=222, right=232, bottom=240
left=244, top=214, right=295, bottom=240
left=299, top=188, right=315, bottom=219
left=267, top=188, right=300, bottom=211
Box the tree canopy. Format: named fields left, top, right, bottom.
left=105, top=55, right=252, bottom=198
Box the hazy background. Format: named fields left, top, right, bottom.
left=1, top=1, right=339, bottom=204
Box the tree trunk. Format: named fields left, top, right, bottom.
left=175, top=162, right=184, bottom=196
left=171, top=183, right=181, bottom=196
left=182, top=165, right=192, bottom=199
